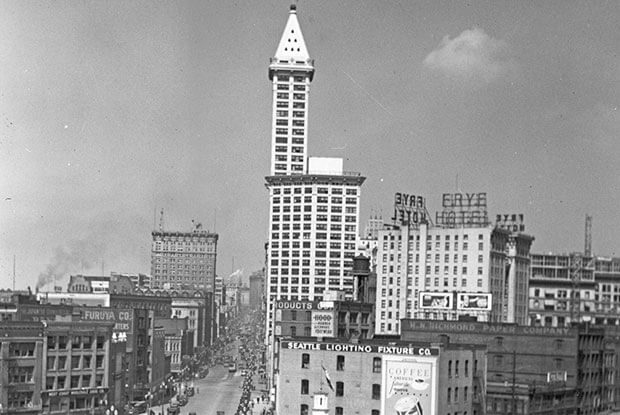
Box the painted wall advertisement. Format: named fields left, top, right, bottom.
left=310, top=310, right=335, bottom=337
left=381, top=355, right=437, bottom=415
left=79, top=307, right=133, bottom=343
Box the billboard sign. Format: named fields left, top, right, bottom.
left=456, top=293, right=492, bottom=311
left=381, top=355, right=437, bottom=415
left=311, top=310, right=335, bottom=337
left=547, top=371, right=567, bottom=383
left=419, top=292, right=453, bottom=310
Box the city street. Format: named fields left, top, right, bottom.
left=180, top=365, right=244, bottom=415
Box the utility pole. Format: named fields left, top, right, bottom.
left=512, top=349, right=517, bottom=415
left=584, top=214, right=592, bottom=257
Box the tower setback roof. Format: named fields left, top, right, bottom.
left=273, top=5, right=311, bottom=63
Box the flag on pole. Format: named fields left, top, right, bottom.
left=321, top=364, right=335, bottom=392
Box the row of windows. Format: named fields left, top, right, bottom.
left=275, top=75, right=307, bottom=82
left=276, top=119, right=305, bottom=127
left=272, top=215, right=356, bottom=224
left=275, top=137, right=304, bottom=145
left=272, top=188, right=358, bottom=196
left=272, top=197, right=358, bottom=205
left=446, top=386, right=469, bottom=403
left=271, top=232, right=356, bottom=241
left=276, top=101, right=306, bottom=109
left=274, top=207, right=357, bottom=215
left=47, top=336, right=106, bottom=351
left=299, top=378, right=381, bottom=399
left=276, top=83, right=307, bottom=91
left=382, top=253, right=485, bottom=264
left=381, top=240, right=484, bottom=252
left=45, top=373, right=104, bottom=390
left=275, top=110, right=306, bottom=117
left=383, top=233, right=483, bottom=242
left=270, top=250, right=355, bottom=259
left=301, top=353, right=383, bottom=372
left=270, top=269, right=346, bottom=277
left=271, top=241, right=356, bottom=249
left=47, top=355, right=105, bottom=371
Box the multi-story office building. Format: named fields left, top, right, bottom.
left=42, top=321, right=114, bottom=415
left=264, top=7, right=366, bottom=393
left=529, top=253, right=620, bottom=326
left=374, top=222, right=533, bottom=335
left=150, top=224, right=218, bottom=292
left=265, top=4, right=365, bottom=329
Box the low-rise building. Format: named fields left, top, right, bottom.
left=0, top=321, right=45, bottom=415
left=42, top=320, right=114, bottom=414
left=276, top=337, right=486, bottom=415
left=400, top=318, right=620, bottom=414
left=158, top=318, right=192, bottom=374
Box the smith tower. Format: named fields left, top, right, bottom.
left=265, top=5, right=365, bottom=328
left=268, top=4, right=314, bottom=176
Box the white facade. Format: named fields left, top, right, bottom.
left=264, top=7, right=366, bottom=385
left=266, top=177, right=363, bottom=303
left=268, top=5, right=314, bottom=176
left=265, top=6, right=365, bottom=318
left=374, top=223, right=532, bottom=335
left=171, top=299, right=200, bottom=349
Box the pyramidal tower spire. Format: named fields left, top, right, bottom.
left=268, top=4, right=315, bottom=176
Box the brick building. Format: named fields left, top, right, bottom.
left=400, top=319, right=620, bottom=414
left=42, top=321, right=114, bottom=414
left=276, top=338, right=486, bottom=415
left=0, top=321, right=45, bottom=415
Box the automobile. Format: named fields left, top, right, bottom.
left=129, top=401, right=147, bottom=414
left=178, top=395, right=188, bottom=406
left=189, top=412, right=197, bottom=415
left=228, top=363, right=237, bottom=372
left=167, top=404, right=180, bottom=415
left=240, top=369, right=248, bottom=376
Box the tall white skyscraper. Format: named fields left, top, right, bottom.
left=268, top=4, right=314, bottom=176
left=264, top=5, right=365, bottom=333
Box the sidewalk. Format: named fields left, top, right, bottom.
left=249, top=373, right=270, bottom=415
left=136, top=399, right=173, bottom=415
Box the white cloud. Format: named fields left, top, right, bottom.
left=424, top=27, right=513, bottom=84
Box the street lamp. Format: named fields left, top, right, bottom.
left=98, top=399, right=118, bottom=415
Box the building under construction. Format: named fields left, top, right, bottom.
left=528, top=253, right=620, bottom=326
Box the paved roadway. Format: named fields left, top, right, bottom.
left=179, top=365, right=244, bottom=415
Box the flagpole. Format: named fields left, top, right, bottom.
left=319, top=359, right=324, bottom=392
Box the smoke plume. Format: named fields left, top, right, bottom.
left=36, top=239, right=105, bottom=290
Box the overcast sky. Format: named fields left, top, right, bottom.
left=1, top=0, right=619, bottom=290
